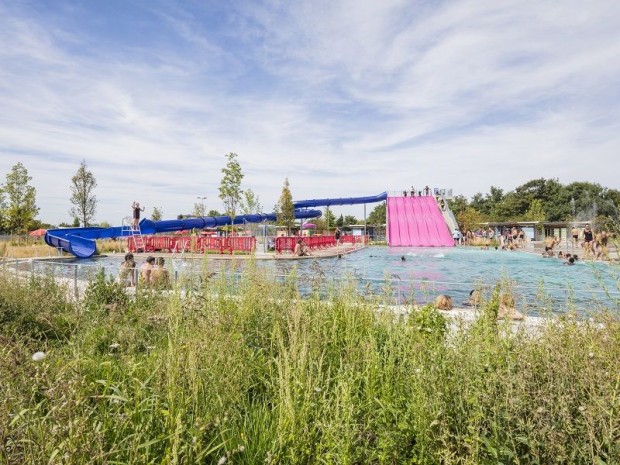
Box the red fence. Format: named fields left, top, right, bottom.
left=128, top=234, right=366, bottom=255
left=128, top=235, right=256, bottom=254
left=275, top=235, right=367, bottom=254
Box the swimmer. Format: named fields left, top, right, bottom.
left=434, top=294, right=453, bottom=310
left=401, top=256, right=406, bottom=261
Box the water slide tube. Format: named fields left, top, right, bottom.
left=45, top=192, right=388, bottom=258
left=293, top=192, right=387, bottom=208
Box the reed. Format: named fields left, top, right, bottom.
left=1, top=261, right=619, bottom=464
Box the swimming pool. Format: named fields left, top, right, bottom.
left=31, top=246, right=620, bottom=314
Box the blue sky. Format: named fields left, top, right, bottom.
left=1, top=0, right=619, bottom=225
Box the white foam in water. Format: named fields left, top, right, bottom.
left=407, top=252, right=417, bottom=257
left=433, top=253, right=445, bottom=258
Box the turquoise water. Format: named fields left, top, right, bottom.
left=34, top=246, right=620, bottom=314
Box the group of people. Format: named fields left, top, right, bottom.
left=542, top=249, right=578, bottom=265
left=573, top=224, right=610, bottom=260
left=402, top=186, right=432, bottom=197
left=119, top=253, right=170, bottom=288
left=543, top=224, right=611, bottom=262
left=432, top=290, right=524, bottom=320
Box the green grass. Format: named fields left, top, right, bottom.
left=1, top=261, right=620, bottom=464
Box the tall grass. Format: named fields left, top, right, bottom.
left=1, top=260, right=620, bottom=464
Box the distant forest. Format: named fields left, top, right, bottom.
left=448, top=178, right=620, bottom=232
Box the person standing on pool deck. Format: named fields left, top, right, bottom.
left=132, top=201, right=145, bottom=229
left=582, top=223, right=594, bottom=255
left=571, top=226, right=579, bottom=246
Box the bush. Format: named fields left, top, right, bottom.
left=83, top=270, right=130, bottom=312
left=0, top=271, right=76, bottom=342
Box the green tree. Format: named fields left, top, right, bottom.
left=69, top=160, right=97, bottom=227
left=275, top=178, right=295, bottom=234
left=457, top=207, right=485, bottom=232
left=514, top=178, right=564, bottom=221
left=336, top=214, right=344, bottom=228
left=218, top=152, right=244, bottom=220
left=524, top=198, right=546, bottom=222
left=493, top=192, right=528, bottom=221
left=367, top=202, right=386, bottom=226
left=322, top=207, right=336, bottom=232
left=447, top=195, right=468, bottom=218
left=72, top=217, right=80, bottom=227
left=191, top=202, right=206, bottom=218
left=3, top=162, right=39, bottom=234
left=240, top=188, right=262, bottom=215
left=151, top=207, right=163, bottom=221
left=0, top=186, right=6, bottom=231
left=207, top=209, right=222, bottom=217
left=344, top=215, right=357, bottom=226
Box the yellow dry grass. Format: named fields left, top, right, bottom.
left=0, top=241, right=60, bottom=259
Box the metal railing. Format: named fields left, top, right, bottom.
left=2, top=257, right=619, bottom=313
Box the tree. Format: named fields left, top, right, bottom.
left=3, top=162, right=39, bottom=234
left=336, top=214, right=344, bottom=228
left=218, top=152, right=244, bottom=219
left=72, top=217, right=80, bottom=227
left=0, top=186, right=6, bottom=231
left=447, top=195, right=468, bottom=218
left=456, top=207, right=485, bottom=233
left=151, top=207, right=163, bottom=221
left=275, top=178, right=295, bottom=234
left=367, top=202, right=386, bottom=226
left=207, top=209, right=222, bottom=217
left=192, top=202, right=206, bottom=218
left=344, top=215, right=357, bottom=226
left=69, top=160, right=97, bottom=227
left=323, top=207, right=336, bottom=231
left=524, top=198, right=546, bottom=222
left=240, top=188, right=262, bottom=215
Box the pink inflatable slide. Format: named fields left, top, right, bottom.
left=387, top=196, right=454, bottom=247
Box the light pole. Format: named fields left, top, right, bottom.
left=197, top=196, right=207, bottom=216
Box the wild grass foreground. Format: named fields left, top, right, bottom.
left=1, top=264, right=620, bottom=464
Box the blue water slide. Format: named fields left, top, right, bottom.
left=293, top=192, right=387, bottom=209
left=45, top=192, right=387, bottom=258
left=45, top=209, right=323, bottom=259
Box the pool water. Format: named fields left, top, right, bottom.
left=42, top=246, right=620, bottom=314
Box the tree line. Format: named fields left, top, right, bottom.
left=448, top=178, right=620, bottom=232
left=4, top=158, right=613, bottom=236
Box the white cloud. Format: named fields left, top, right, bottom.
left=0, top=0, right=619, bottom=225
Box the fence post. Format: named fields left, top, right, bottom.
left=74, top=266, right=79, bottom=299
left=31, top=260, right=35, bottom=281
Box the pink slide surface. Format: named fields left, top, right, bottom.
left=387, top=196, right=453, bottom=247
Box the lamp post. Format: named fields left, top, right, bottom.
left=197, top=196, right=207, bottom=216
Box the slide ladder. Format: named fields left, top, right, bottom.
left=122, top=217, right=146, bottom=252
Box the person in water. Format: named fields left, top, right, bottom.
left=119, top=253, right=136, bottom=287
left=151, top=257, right=171, bottom=288
left=140, top=256, right=156, bottom=285
left=294, top=239, right=309, bottom=256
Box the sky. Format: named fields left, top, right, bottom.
left=1, top=0, right=619, bottom=225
